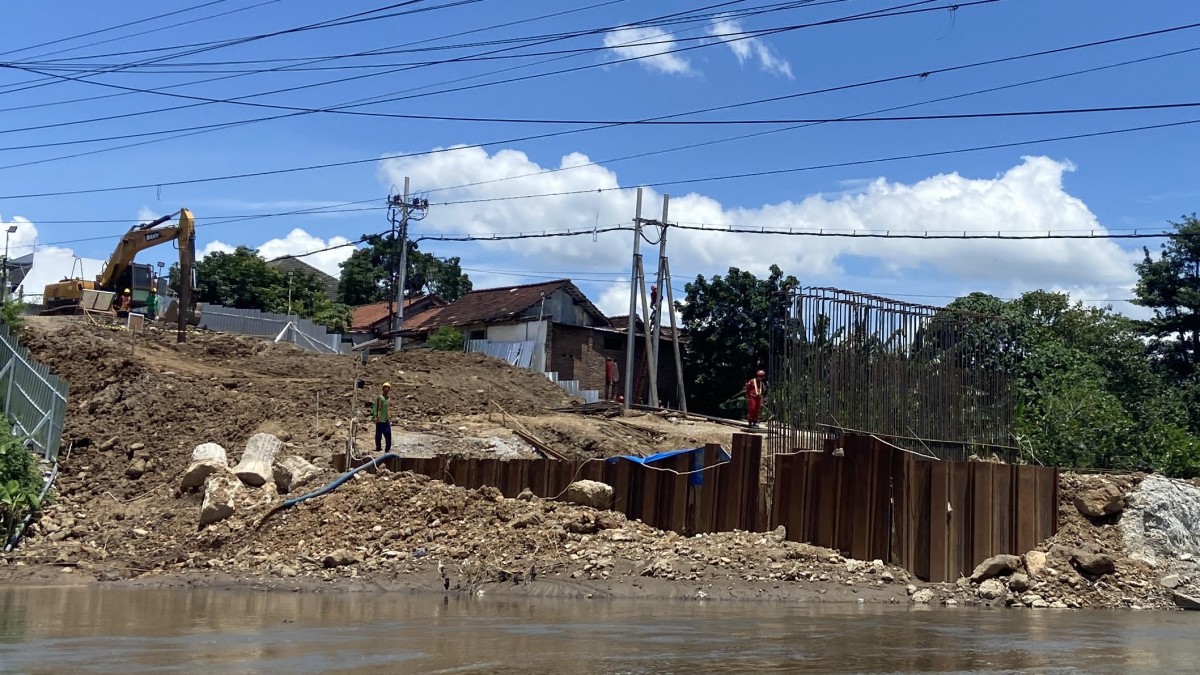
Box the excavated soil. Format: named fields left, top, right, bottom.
left=4, top=319, right=1187, bottom=610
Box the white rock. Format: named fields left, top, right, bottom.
left=199, top=474, right=241, bottom=526
left=191, top=443, right=228, bottom=465
left=564, top=480, right=614, bottom=510
left=977, top=578, right=1007, bottom=600
left=911, top=589, right=935, bottom=604
left=180, top=460, right=229, bottom=491
left=273, top=455, right=320, bottom=494
left=232, top=433, right=282, bottom=487
left=1123, top=476, right=1200, bottom=566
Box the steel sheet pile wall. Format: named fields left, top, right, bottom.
left=772, top=434, right=1058, bottom=582
left=767, top=287, right=1018, bottom=464
left=337, top=434, right=764, bottom=535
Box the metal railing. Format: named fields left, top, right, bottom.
left=767, top=287, right=1018, bottom=466
left=0, top=321, right=69, bottom=460
left=198, top=304, right=342, bottom=354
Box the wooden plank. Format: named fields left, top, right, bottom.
left=927, top=461, right=951, bottom=583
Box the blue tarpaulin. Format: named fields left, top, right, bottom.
left=606, top=446, right=731, bottom=486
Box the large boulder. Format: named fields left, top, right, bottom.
left=273, top=455, right=321, bottom=494
left=564, top=480, right=614, bottom=510
left=1122, top=476, right=1200, bottom=566
left=192, top=443, right=228, bottom=465
left=977, top=578, right=1007, bottom=601
left=181, top=460, right=230, bottom=491
left=199, top=474, right=241, bottom=526
left=1074, top=483, right=1125, bottom=519
left=969, top=554, right=1021, bottom=583
left=1024, top=551, right=1049, bottom=577
left=1071, top=550, right=1117, bottom=577
left=232, top=433, right=282, bottom=487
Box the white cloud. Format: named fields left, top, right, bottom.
left=0, top=215, right=107, bottom=301
left=136, top=206, right=161, bottom=224
left=708, top=16, right=793, bottom=79
left=379, top=147, right=1141, bottom=309
left=256, top=228, right=354, bottom=278
left=200, top=240, right=236, bottom=258
left=603, top=26, right=692, bottom=75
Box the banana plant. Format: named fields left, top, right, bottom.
left=0, top=478, right=41, bottom=544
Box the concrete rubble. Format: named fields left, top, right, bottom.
left=233, top=433, right=282, bottom=488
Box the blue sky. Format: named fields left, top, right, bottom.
left=2, top=0, right=1198, bottom=316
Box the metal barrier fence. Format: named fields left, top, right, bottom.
left=198, top=304, right=342, bottom=354
left=767, top=287, right=1018, bottom=466
left=0, top=321, right=69, bottom=460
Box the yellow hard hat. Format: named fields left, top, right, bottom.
left=124, top=288, right=131, bottom=293
left=382, top=382, right=392, bottom=389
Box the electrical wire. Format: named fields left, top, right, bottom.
left=3, top=14, right=1192, bottom=193
left=0, top=0, right=916, bottom=131
left=0, top=0, right=239, bottom=58
left=426, top=117, right=1200, bottom=207
left=425, top=44, right=1200, bottom=195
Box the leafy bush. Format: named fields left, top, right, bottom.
left=0, top=300, right=25, bottom=331
left=427, top=326, right=464, bottom=352
left=0, top=418, right=43, bottom=543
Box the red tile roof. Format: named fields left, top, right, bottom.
left=404, top=279, right=607, bottom=332
left=350, top=295, right=442, bottom=332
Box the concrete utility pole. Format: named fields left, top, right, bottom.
left=390, top=177, right=411, bottom=353
left=651, top=194, right=669, bottom=395
left=623, top=189, right=643, bottom=410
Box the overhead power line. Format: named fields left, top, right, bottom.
left=423, top=118, right=1200, bottom=207
left=1, top=14, right=1190, bottom=184
left=0, top=0, right=959, bottom=132
left=0, top=0, right=238, bottom=58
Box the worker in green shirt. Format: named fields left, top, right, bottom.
left=145, top=284, right=159, bottom=321
left=373, top=382, right=392, bottom=453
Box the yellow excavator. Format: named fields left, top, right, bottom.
left=41, top=208, right=199, bottom=323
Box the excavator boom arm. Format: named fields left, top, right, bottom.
left=96, top=210, right=195, bottom=289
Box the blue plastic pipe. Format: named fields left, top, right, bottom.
left=280, top=452, right=399, bottom=510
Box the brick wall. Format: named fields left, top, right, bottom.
left=549, top=323, right=681, bottom=404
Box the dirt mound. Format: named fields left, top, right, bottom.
left=18, top=320, right=573, bottom=504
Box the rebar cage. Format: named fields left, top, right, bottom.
left=766, top=287, right=1018, bottom=467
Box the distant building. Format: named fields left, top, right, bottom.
left=347, top=295, right=446, bottom=347
left=401, top=279, right=685, bottom=406
left=266, top=256, right=339, bottom=302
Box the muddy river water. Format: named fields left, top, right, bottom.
left=0, top=586, right=1196, bottom=673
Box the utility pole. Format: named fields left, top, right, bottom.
left=287, top=270, right=294, bottom=317
left=651, top=194, right=669, bottom=402
left=623, top=189, right=643, bottom=410
left=389, top=177, right=411, bottom=353
left=387, top=177, right=429, bottom=353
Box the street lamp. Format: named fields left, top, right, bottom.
left=2, top=225, right=16, bottom=303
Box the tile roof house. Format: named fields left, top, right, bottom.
left=402, top=279, right=685, bottom=407
left=346, top=294, right=445, bottom=349
left=266, top=256, right=339, bottom=302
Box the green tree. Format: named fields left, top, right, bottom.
left=1134, top=214, right=1200, bottom=380
left=426, top=326, right=464, bottom=351
left=679, top=265, right=798, bottom=415
left=182, top=248, right=352, bottom=333
left=336, top=233, right=471, bottom=306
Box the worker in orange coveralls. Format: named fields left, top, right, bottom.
left=746, top=370, right=766, bottom=427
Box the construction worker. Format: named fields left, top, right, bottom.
left=604, top=357, right=620, bottom=400
left=746, top=370, right=766, bottom=428
left=116, top=288, right=133, bottom=316
left=373, top=382, right=393, bottom=453
left=145, top=284, right=159, bottom=321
